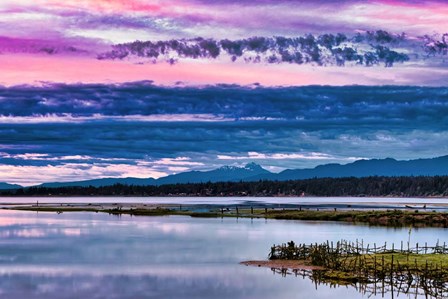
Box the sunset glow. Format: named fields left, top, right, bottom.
left=0, top=0, right=447, bottom=185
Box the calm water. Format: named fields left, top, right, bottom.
left=2, top=196, right=448, bottom=208
left=0, top=209, right=446, bottom=298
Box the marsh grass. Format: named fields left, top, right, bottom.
left=264, top=209, right=448, bottom=227
left=8, top=206, right=448, bottom=227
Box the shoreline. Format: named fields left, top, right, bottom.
left=4, top=203, right=448, bottom=227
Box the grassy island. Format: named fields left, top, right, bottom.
left=7, top=204, right=448, bottom=227
left=243, top=240, right=448, bottom=297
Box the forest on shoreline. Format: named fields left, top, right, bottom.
left=2, top=176, right=448, bottom=197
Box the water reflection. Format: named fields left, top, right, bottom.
left=0, top=210, right=445, bottom=298
left=271, top=267, right=448, bottom=299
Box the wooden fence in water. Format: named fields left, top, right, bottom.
left=272, top=267, right=448, bottom=299
left=268, top=239, right=448, bottom=298
left=270, top=239, right=448, bottom=260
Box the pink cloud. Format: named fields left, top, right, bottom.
left=2, top=0, right=446, bottom=44
left=0, top=163, right=168, bottom=186
left=1, top=53, right=447, bottom=87
left=0, top=54, right=327, bottom=86
left=39, top=0, right=164, bottom=13
left=352, top=2, right=448, bottom=34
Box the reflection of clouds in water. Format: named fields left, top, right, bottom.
left=246, top=230, right=269, bottom=241
left=0, top=217, right=36, bottom=227
left=0, top=265, right=238, bottom=277
left=0, top=266, right=343, bottom=299
left=36, top=282, right=58, bottom=294
left=0, top=210, right=444, bottom=298
left=0, top=228, right=51, bottom=238
left=151, top=222, right=190, bottom=234
left=0, top=228, right=83, bottom=238
left=215, top=221, right=275, bottom=241
left=113, top=218, right=193, bottom=235
left=62, top=228, right=81, bottom=236
left=15, top=229, right=47, bottom=238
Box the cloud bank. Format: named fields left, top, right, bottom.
left=0, top=1, right=447, bottom=86
left=0, top=1, right=446, bottom=184
left=0, top=82, right=447, bottom=184
left=99, top=32, right=417, bottom=67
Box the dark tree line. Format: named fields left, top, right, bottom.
left=3, top=176, right=448, bottom=197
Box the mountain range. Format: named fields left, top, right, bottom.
left=3, top=156, right=448, bottom=189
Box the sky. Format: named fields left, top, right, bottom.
left=0, top=0, right=447, bottom=185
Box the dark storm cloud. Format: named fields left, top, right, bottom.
left=1, top=120, right=447, bottom=169
left=0, top=83, right=447, bottom=167
left=0, top=83, right=447, bottom=124
left=98, top=31, right=420, bottom=67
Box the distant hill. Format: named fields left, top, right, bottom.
left=30, top=155, right=448, bottom=188
left=0, top=182, right=22, bottom=190
left=270, top=156, right=448, bottom=181
left=37, top=162, right=270, bottom=188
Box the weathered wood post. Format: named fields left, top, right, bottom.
left=374, top=255, right=377, bottom=277
left=390, top=254, right=394, bottom=277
